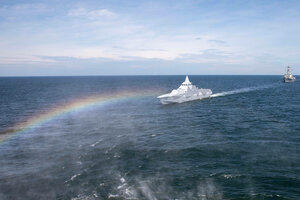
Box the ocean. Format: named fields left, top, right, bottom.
left=0, top=76, right=299, bottom=200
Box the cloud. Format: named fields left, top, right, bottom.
left=68, top=8, right=116, bottom=19
left=0, top=56, right=55, bottom=64
left=177, top=48, right=235, bottom=64
left=0, top=33, right=233, bottom=64
left=0, top=3, right=49, bottom=19
left=0, top=3, right=245, bottom=65
left=208, top=39, right=227, bottom=44
left=1, top=1, right=300, bottom=75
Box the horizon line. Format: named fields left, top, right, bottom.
left=0, top=74, right=294, bottom=77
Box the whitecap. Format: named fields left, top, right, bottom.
left=114, top=154, right=121, bottom=158
left=108, top=194, right=120, bottom=198
left=90, top=139, right=103, bottom=147
left=222, top=174, right=241, bottom=179
left=120, top=177, right=126, bottom=183
left=70, top=173, right=81, bottom=181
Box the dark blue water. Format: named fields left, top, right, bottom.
left=0, top=76, right=300, bottom=200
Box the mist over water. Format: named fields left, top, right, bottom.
left=0, top=76, right=300, bottom=200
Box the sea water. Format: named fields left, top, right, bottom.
left=0, top=76, right=299, bottom=199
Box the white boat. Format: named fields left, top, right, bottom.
left=283, top=66, right=296, bottom=83
left=157, top=76, right=212, bottom=104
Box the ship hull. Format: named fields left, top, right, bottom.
left=158, top=93, right=211, bottom=104
left=283, top=78, right=296, bottom=83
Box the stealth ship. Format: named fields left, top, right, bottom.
left=157, top=76, right=212, bottom=104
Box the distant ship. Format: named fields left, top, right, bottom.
left=157, top=76, right=212, bottom=104
left=283, top=66, right=296, bottom=83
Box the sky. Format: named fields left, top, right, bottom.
left=0, top=0, right=300, bottom=76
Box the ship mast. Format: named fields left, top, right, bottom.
left=287, top=66, right=291, bottom=74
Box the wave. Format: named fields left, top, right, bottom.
left=210, top=84, right=276, bottom=98
left=65, top=173, right=81, bottom=183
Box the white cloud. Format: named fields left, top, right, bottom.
left=0, top=55, right=55, bottom=64
left=68, top=8, right=116, bottom=19
left=0, top=4, right=244, bottom=65
left=0, top=3, right=49, bottom=18
left=1, top=1, right=300, bottom=74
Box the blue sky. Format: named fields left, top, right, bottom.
left=0, top=0, right=300, bottom=75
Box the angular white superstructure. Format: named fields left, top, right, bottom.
left=157, top=76, right=212, bottom=104
left=283, top=66, right=296, bottom=83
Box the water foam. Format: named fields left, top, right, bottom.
left=211, top=84, right=275, bottom=98
left=222, top=174, right=242, bottom=179
left=110, top=174, right=224, bottom=200
left=65, top=173, right=81, bottom=183
left=90, top=139, right=103, bottom=147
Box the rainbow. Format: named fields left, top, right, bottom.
left=0, top=90, right=157, bottom=144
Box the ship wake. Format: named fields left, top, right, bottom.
left=211, top=84, right=276, bottom=98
